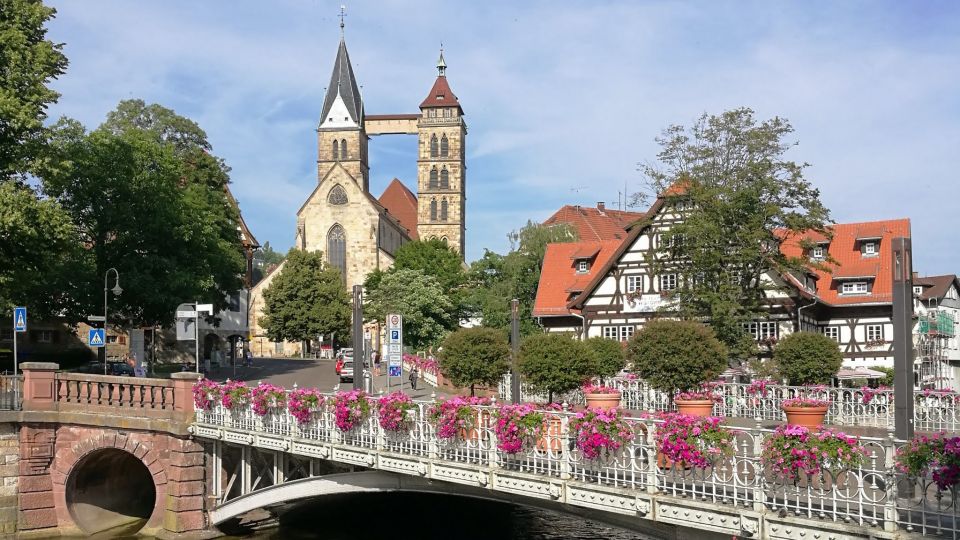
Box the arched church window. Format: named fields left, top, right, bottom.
left=327, top=224, right=347, bottom=281
left=429, top=168, right=438, bottom=189
left=327, top=184, right=348, bottom=205
left=440, top=198, right=448, bottom=221
left=441, top=236, right=448, bottom=245
left=440, top=135, right=449, bottom=157
left=332, top=139, right=339, bottom=161
left=430, top=199, right=438, bottom=222
left=430, top=135, right=438, bottom=157
left=440, top=168, right=449, bottom=189
left=340, top=139, right=347, bottom=160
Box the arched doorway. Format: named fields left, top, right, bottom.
left=65, top=448, right=157, bottom=535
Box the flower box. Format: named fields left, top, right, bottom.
left=762, top=425, right=865, bottom=479
left=583, top=385, right=622, bottom=411
left=654, top=413, right=735, bottom=470
left=782, top=397, right=830, bottom=430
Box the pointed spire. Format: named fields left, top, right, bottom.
left=319, top=28, right=363, bottom=129
left=420, top=47, right=461, bottom=111
left=437, top=44, right=446, bottom=77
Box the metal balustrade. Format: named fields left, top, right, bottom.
left=0, top=374, right=22, bottom=410
left=193, top=394, right=960, bottom=537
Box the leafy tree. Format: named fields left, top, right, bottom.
left=39, top=101, right=245, bottom=326
left=873, top=366, right=895, bottom=387
left=0, top=0, right=68, bottom=181
left=260, top=249, right=351, bottom=344
left=393, top=238, right=465, bottom=291
left=518, top=333, right=596, bottom=403
left=256, top=241, right=286, bottom=266
left=365, top=268, right=455, bottom=350
left=439, top=328, right=511, bottom=396
left=640, top=108, right=831, bottom=361
left=584, top=337, right=625, bottom=378
left=0, top=182, right=79, bottom=317
left=626, top=320, right=728, bottom=394
left=773, top=331, right=843, bottom=385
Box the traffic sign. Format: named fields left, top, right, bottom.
left=177, top=310, right=197, bottom=319
left=390, top=330, right=400, bottom=341
left=388, top=354, right=402, bottom=367
left=88, top=328, right=106, bottom=347
left=13, top=307, right=26, bottom=332
left=388, top=366, right=401, bottom=377
left=86, top=315, right=106, bottom=323
left=196, top=303, right=214, bottom=314
left=388, top=344, right=401, bottom=353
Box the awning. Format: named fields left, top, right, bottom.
left=836, top=367, right=885, bottom=380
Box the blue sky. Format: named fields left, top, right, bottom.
left=46, top=1, right=960, bottom=274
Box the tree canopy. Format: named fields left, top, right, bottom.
left=438, top=327, right=511, bottom=396
left=626, top=319, right=728, bottom=394
left=260, top=249, right=352, bottom=345
left=518, top=333, right=596, bottom=403
left=773, top=331, right=843, bottom=385
left=365, top=268, right=455, bottom=350
left=584, top=337, right=626, bottom=379
left=392, top=238, right=465, bottom=291
left=641, top=108, right=831, bottom=360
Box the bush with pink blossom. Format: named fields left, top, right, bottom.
left=493, top=403, right=548, bottom=454
left=896, top=433, right=960, bottom=490
left=762, top=424, right=865, bottom=479
left=655, top=413, right=735, bottom=469
left=569, top=407, right=635, bottom=459
left=287, top=388, right=325, bottom=424
left=747, top=379, right=773, bottom=397
left=251, top=383, right=287, bottom=416
left=221, top=380, right=251, bottom=409
left=427, top=396, right=490, bottom=439
left=192, top=379, right=221, bottom=410
left=331, top=390, right=372, bottom=432
left=378, top=391, right=417, bottom=432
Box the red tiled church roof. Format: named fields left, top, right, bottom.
left=533, top=240, right=621, bottom=317
left=420, top=76, right=461, bottom=109
left=543, top=204, right=645, bottom=242
left=378, top=178, right=419, bottom=240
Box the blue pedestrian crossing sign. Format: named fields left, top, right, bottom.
left=388, top=366, right=401, bottom=377
left=88, top=328, right=106, bottom=347
left=13, top=307, right=26, bottom=332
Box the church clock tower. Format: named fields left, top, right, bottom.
left=416, top=50, right=466, bottom=257
left=317, top=34, right=369, bottom=192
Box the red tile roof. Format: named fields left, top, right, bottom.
left=780, top=219, right=911, bottom=306
left=915, top=274, right=960, bottom=301
left=420, top=76, right=461, bottom=109
left=378, top=178, right=419, bottom=240
left=543, top=205, right=645, bottom=242
left=533, top=240, right=621, bottom=317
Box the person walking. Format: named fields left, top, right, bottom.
left=372, top=350, right=381, bottom=377
left=409, top=365, right=419, bottom=391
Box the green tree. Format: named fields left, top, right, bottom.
left=518, top=333, right=596, bottom=403
left=393, top=238, right=465, bottom=291
left=0, top=182, right=79, bottom=317
left=39, top=101, right=245, bottom=326
left=256, top=241, right=286, bottom=266
left=584, top=337, right=625, bottom=379
left=773, top=331, right=843, bottom=385
left=439, top=328, right=511, bottom=396
left=626, top=320, right=728, bottom=394
left=365, top=268, right=455, bottom=349
left=0, top=0, right=68, bottom=181
left=641, top=108, right=831, bottom=361
left=260, top=250, right=351, bottom=345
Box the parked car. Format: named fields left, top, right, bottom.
left=339, top=360, right=354, bottom=383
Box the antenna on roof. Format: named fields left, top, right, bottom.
left=339, top=5, right=347, bottom=36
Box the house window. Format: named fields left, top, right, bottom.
left=106, top=335, right=119, bottom=344
left=820, top=326, right=840, bottom=342
left=229, top=292, right=241, bottom=312
left=327, top=224, right=347, bottom=280
left=602, top=326, right=634, bottom=341
left=742, top=321, right=778, bottom=341
left=34, top=330, right=54, bottom=344
left=332, top=139, right=339, bottom=160
left=812, top=246, right=825, bottom=259
left=340, top=139, right=347, bottom=160
left=576, top=260, right=589, bottom=274
left=440, top=135, right=449, bottom=156
left=440, top=199, right=448, bottom=221
left=430, top=135, right=438, bottom=157
left=429, top=168, right=438, bottom=189
left=841, top=282, right=868, bottom=295
left=602, top=327, right=618, bottom=339
left=275, top=341, right=284, bottom=354
left=659, top=274, right=677, bottom=291
left=913, top=286, right=923, bottom=296
left=327, top=184, right=348, bottom=205
left=864, top=242, right=877, bottom=256
left=440, top=168, right=449, bottom=189
left=625, top=275, right=641, bottom=293
left=866, top=324, right=884, bottom=342
left=620, top=326, right=635, bottom=341
left=430, top=199, right=438, bottom=221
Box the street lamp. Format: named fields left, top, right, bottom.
left=104, top=268, right=122, bottom=375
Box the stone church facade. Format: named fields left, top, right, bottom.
left=249, top=32, right=467, bottom=356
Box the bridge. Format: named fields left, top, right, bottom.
left=1, top=363, right=958, bottom=539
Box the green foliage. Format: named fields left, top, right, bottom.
left=0, top=0, right=68, bottom=181
left=518, top=333, right=596, bottom=403
left=260, top=250, right=351, bottom=344
left=38, top=101, right=245, bottom=326
left=585, top=337, right=625, bottom=378
left=0, top=182, right=79, bottom=317
left=872, top=366, right=895, bottom=387
left=641, top=108, right=831, bottom=361
left=773, top=331, right=842, bottom=385
left=626, top=320, right=728, bottom=394
left=464, top=221, right=577, bottom=335
left=365, top=268, right=455, bottom=349
left=256, top=241, right=286, bottom=266
left=393, top=239, right=465, bottom=291
left=439, top=328, right=511, bottom=396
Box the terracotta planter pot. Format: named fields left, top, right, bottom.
left=584, top=392, right=621, bottom=410
left=782, top=405, right=828, bottom=430
left=459, top=410, right=490, bottom=441
left=536, top=416, right=563, bottom=453
left=675, top=398, right=715, bottom=418
left=656, top=452, right=692, bottom=470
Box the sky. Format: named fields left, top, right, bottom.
left=45, top=1, right=960, bottom=274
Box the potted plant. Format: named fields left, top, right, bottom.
left=569, top=407, right=635, bottom=459
left=781, top=396, right=831, bottom=429
left=626, top=320, right=727, bottom=417
left=493, top=403, right=548, bottom=454
left=896, top=433, right=960, bottom=490
left=582, top=383, right=622, bottom=410
left=655, top=413, right=735, bottom=469
left=331, top=389, right=372, bottom=432
left=221, top=380, right=251, bottom=410
left=252, top=383, right=287, bottom=416
left=762, top=424, right=866, bottom=480
left=438, top=328, right=511, bottom=396
left=288, top=387, right=325, bottom=425
left=584, top=337, right=626, bottom=382
left=378, top=391, right=417, bottom=432
left=192, top=379, right=221, bottom=411
left=774, top=332, right=842, bottom=425
left=518, top=333, right=597, bottom=404
left=427, top=396, right=491, bottom=441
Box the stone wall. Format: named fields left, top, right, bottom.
left=0, top=423, right=18, bottom=536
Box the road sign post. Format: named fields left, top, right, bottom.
left=13, top=307, right=26, bottom=378
left=88, top=328, right=106, bottom=347
left=386, top=313, right=403, bottom=392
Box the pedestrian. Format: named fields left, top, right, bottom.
left=372, top=350, right=381, bottom=376
left=245, top=349, right=253, bottom=367
left=409, top=366, right=419, bottom=391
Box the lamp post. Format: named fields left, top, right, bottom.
left=103, top=268, right=122, bottom=375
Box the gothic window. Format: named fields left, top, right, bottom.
left=327, top=184, right=348, bottom=205
left=430, top=135, right=438, bottom=157
left=440, top=135, right=449, bottom=156
left=332, top=139, right=339, bottom=160
left=327, top=224, right=347, bottom=280
left=430, top=199, right=438, bottom=222
left=440, top=168, right=449, bottom=189
left=340, top=138, right=347, bottom=160
left=429, top=168, right=438, bottom=189
left=441, top=236, right=448, bottom=245
left=440, top=198, right=448, bottom=221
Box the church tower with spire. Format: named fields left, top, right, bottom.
left=416, top=49, right=467, bottom=257
left=317, top=31, right=369, bottom=191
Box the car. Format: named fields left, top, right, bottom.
left=339, top=360, right=354, bottom=383
left=107, top=362, right=135, bottom=376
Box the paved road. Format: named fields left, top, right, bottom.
left=203, top=357, right=444, bottom=400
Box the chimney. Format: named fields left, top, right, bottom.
left=597, top=202, right=605, bottom=212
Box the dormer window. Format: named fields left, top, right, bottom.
left=812, top=246, right=825, bottom=259
left=576, top=260, right=589, bottom=274
left=841, top=282, right=869, bottom=295
left=913, top=286, right=923, bottom=296
left=864, top=242, right=877, bottom=256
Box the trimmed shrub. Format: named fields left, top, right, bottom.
left=626, top=320, right=727, bottom=394
left=774, top=331, right=842, bottom=385
left=439, top=328, right=510, bottom=396
left=584, top=337, right=626, bottom=378
left=518, top=333, right=596, bottom=403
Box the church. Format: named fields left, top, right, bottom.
left=249, top=29, right=467, bottom=357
